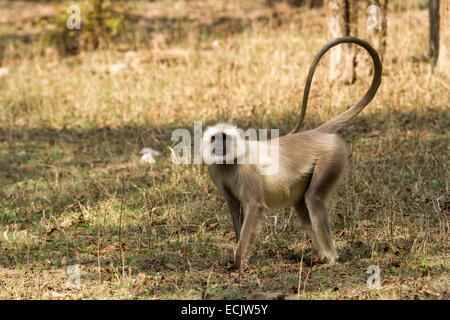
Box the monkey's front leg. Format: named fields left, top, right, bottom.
left=233, top=202, right=265, bottom=270
left=224, top=190, right=244, bottom=242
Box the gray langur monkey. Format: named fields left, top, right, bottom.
left=201, top=37, right=382, bottom=271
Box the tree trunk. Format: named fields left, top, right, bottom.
left=357, top=1, right=388, bottom=76
left=437, top=0, right=449, bottom=71
left=326, top=0, right=358, bottom=84
left=429, top=0, right=439, bottom=64
left=368, top=0, right=388, bottom=62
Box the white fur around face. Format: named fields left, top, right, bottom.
left=201, top=123, right=282, bottom=175
left=201, top=123, right=246, bottom=165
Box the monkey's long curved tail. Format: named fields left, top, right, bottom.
left=290, top=36, right=382, bottom=134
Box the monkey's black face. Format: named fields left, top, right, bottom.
left=210, top=133, right=232, bottom=157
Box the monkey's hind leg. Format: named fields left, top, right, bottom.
left=294, top=199, right=320, bottom=256
left=304, top=151, right=347, bottom=264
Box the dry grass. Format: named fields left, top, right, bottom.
left=0, top=0, right=448, bottom=299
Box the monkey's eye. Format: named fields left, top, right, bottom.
left=210, top=135, right=216, bottom=143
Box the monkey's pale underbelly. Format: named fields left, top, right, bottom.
left=262, top=175, right=309, bottom=209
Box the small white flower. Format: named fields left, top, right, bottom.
left=140, top=148, right=160, bottom=164
left=0, top=66, right=10, bottom=77
left=211, top=39, right=220, bottom=49
left=109, top=63, right=126, bottom=74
